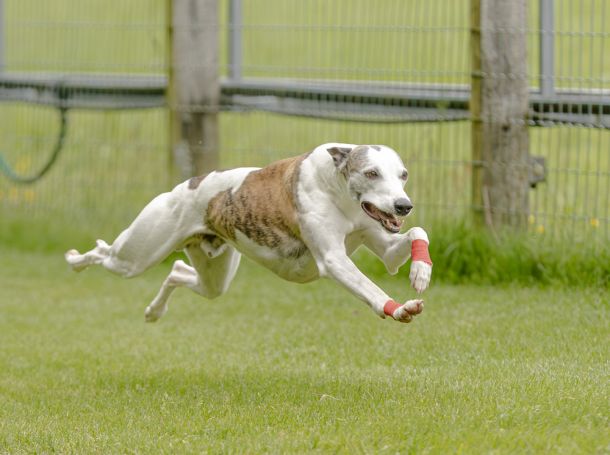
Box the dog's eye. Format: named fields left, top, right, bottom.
left=400, top=170, right=409, bottom=181
left=364, top=170, right=379, bottom=179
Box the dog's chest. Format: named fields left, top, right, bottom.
left=234, top=230, right=318, bottom=282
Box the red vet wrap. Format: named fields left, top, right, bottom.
left=384, top=299, right=402, bottom=318
left=411, top=239, right=432, bottom=265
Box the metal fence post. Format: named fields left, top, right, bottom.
left=169, top=0, right=220, bottom=179
left=228, top=0, right=242, bottom=80
left=539, top=0, right=555, bottom=97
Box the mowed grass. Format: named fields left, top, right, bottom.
left=0, top=247, right=608, bottom=453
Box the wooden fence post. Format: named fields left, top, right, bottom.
left=471, top=0, right=530, bottom=228
left=470, top=0, right=483, bottom=226
left=168, top=0, right=220, bottom=180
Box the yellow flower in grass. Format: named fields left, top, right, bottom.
left=528, top=215, right=536, bottom=225
left=590, top=218, right=600, bottom=228
left=536, top=224, right=545, bottom=234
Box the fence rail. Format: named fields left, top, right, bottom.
left=1, top=73, right=608, bottom=127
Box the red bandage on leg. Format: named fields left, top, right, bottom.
left=411, top=239, right=432, bottom=266
left=384, top=299, right=401, bottom=318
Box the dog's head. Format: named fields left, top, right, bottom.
left=327, top=145, right=412, bottom=234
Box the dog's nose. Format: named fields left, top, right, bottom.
left=394, top=198, right=413, bottom=216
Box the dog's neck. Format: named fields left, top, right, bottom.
left=308, top=151, right=359, bottom=216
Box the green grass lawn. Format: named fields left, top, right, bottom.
left=0, top=5, right=609, bottom=450
left=0, top=247, right=607, bottom=453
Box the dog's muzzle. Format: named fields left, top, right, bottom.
left=361, top=201, right=404, bottom=233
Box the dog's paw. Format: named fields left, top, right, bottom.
left=144, top=303, right=167, bottom=323
left=65, top=249, right=87, bottom=272
left=391, top=299, right=424, bottom=323
left=409, top=261, right=432, bottom=293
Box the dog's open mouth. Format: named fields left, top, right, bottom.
left=361, top=202, right=403, bottom=233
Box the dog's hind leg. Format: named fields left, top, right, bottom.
left=65, top=187, right=202, bottom=278
left=65, top=236, right=165, bottom=278
left=65, top=237, right=148, bottom=278
left=144, top=259, right=198, bottom=322
left=65, top=240, right=112, bottom=273
left=144, top=238, right=241, bottom=322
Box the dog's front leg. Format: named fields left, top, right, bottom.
left=364, top=226, right=433, bottom=293
left=318, top=248, right=423, bottom=322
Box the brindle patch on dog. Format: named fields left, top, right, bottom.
left=206, top=154, right=308, bottom=257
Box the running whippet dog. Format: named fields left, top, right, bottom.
left=65, top=143, right=433, bottom=323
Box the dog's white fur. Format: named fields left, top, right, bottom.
left=65, top=143, right=432, bottom=323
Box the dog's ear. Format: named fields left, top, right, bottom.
left=327, top=146, right=352, bottom=169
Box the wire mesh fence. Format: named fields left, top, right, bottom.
left=0, top=0, right=168, bottom=238
left=0, top=0, right=608, bottom=245
left=221, top=0, right=609, bottom=241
